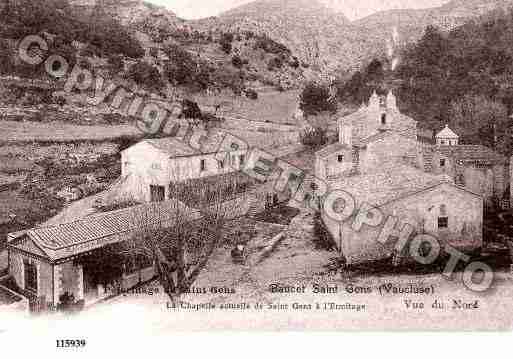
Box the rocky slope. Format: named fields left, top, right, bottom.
left=192, top=0, right=513, bottom=72
left=192, top=0, right=373, bottom=74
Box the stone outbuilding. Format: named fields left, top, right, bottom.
left=435, top=124, right=459, bottom=146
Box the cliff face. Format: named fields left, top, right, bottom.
left=193, top=0, right=513, bottom=72
left=69, top=0, right=182, bottom=27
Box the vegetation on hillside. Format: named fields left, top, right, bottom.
left=337, top=9, right=513, bottom=155
left=300, top=82, right=337, bottom=116
left=0, top=0, right=144, bottom=59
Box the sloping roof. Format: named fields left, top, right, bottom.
left=436, top=125, right=459, bottom=139
left=432, top=144, right=507, bottom=165
left=316, top=143, right=350, bottom=158
left=356, top=131, right=390, bottom=147
left=280, top=149, right=316, bottom=172
left=10, top=200, right=200, bottom=261
left=328, top=164, right=474, bottom=208
left=133, top=127, right=300, bottom=159
left=144, top=137, right=200, bottom=157
left=339, top=106, right=417, bottom=127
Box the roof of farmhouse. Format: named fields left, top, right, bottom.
left=8, top=200, right=201, bottom=261
left=137, top=127, right=301, bottom=158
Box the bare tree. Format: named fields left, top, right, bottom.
left=123, top=175, right=251, bottom=305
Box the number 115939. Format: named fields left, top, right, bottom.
left=56, top=339, right=86, bottom=348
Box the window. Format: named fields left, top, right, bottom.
left=456, top=173, right=465, bottom=186
left=438, top=217, right=449, bottom=229
left=150, top=185, right=165, bottom=202
left=151, top=162, right=161, bottom=170
left=337, top=155, right=344, bottom=163
left=441, top=140, right=446, bottom=145
left=438, top=204, right=448, bottom=229
left=200, top=159, right=206, bottom=172
left=381, top=113, right=387, bottom=125
left=240, top=155, right=245, bottom=166
left=440, top=158, right=446, bottom=167
left=218, top=159, right=225, bottom=169
left=24, top=260, right=37, bottom=293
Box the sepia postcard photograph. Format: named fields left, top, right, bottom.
left=1, top=0, right=513, bottom=350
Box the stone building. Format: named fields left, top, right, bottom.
left=120, top=135, right=246, bottom=203
left=323, top=165, right=483, bottom=264
left=317, top=93, right=510, bottom=209
left=423, top=125, right=509, bottom=208
left=316, top=91, right=421, bottom=181
left=436, top=124, right=459, bottom=146
left=316, top=91, right=487, bottom=263
left=6, top=200, right=200, bottom=310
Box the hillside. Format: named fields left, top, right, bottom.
left=338, top=8, right=513, bottom=156
left=193, top=0, right=375, bottom=74
left=353, top=0, right=513, bottom=53
left=192, top=0, right=513, bottom=73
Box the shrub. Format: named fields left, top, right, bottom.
left=125, top=61, right=163, bottom=91
left=180, top=99, right=202, bottom=119
left=267, top=57, right=283, bottom=71
left=254, top=35, right=290, bottom=56
left=300, top=127, right=328, bottom=148
left=289, top=56, right=300, bottom=68
left=232, top=55, right=243, bottom=68
left=245, top=89, right=258, bottom=100
left=220, top=32, right=234, bottom=54
left=313, top=211, right=337, bottom=251
left=300, top=82, right=337, bottom=115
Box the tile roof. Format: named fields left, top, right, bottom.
left=280, top=149, right=316, bottom=172
left=24, top=200, right=199, bottom=253
left=436, top=125, right=459, bottom=139
left=139, top=127, right=299, bottom=158
left=316, top=143, right=350, bottom=158
left=428, top=144, right=507, bottom=165
left=144, top=137, right=200, bottom=157
left=327, top=164, right=468, bottom=207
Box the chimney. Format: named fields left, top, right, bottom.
left=340, top=123, right=352, bottom=147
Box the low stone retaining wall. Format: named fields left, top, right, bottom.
left=0, top=283, right=29, bottom=313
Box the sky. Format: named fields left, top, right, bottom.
left=149, top=0, right=451, bottom=20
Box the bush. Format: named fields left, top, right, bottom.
left=180, top=99, right=202, bottom=119
left=220, top=32, right=233, bottom=54
left=125, top=61, right=163, bottom=91
left=254, top=35, right=290, bottom=56
left=313, top=211, right=337, bottom=251
left=300, top=127, right=328, bottom=148
left=267, top=57, right=283, bottom=71
left=300, top=82, right=337, bottom=116
left=289, top=56, right=300, bottom=69
left=245, top=89, right=258, bottom=100
left=232, top=55, right=243, bottom=68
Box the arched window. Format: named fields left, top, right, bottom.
left=438, top=204, right=448, bottom=229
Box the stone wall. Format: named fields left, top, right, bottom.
left=8, top=250, right=54, bottom=305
